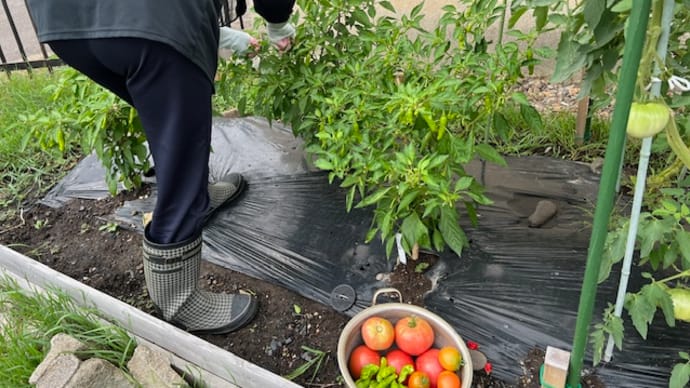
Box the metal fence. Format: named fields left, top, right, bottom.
left=1, top=0, right=239, bottom=76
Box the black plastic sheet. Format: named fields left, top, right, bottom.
left=47, top=117, right=689, bottom=387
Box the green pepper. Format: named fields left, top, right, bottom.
left=398, top=364, right=414, bottom=383
left=375, top=374, right=397, bottom=388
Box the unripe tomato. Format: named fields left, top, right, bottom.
left=668, top=287, right=690, bottom=322
left=416, top=348, right=444, bottom=388
left=626, top=102, right=670, bottom=139
left=361, top=316, right=395, bottom=350
left=395, top=315, right=435, bottom=356
left=348, top=345, right=380, bottom=379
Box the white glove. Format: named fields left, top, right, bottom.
left=266, top=21, right=295, bottom=51
left=218, top=26, right=257, bottom=55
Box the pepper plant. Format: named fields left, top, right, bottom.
left=18, top=68, right=149, bottom=194
left=217, top=0, right=539, bottom=258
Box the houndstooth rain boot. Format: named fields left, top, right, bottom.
left=142, top=225, right=258, bottom=334
left=204, top=173, right=247, bottom=223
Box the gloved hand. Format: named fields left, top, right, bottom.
left=266, top=21, right=295, bottom=52
left=218, top=26, right=259, bottom=56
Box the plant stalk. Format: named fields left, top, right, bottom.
left=567, top=1, right=652, bottom=386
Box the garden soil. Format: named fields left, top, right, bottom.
left=0, top=188, right=605, bottom=387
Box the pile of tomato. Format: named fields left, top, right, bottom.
left=348, top=315, right=463, bottom=388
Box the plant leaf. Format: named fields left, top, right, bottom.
left=670, top=363, right=690, bottom=388
left=439, top=206, right=467, bottom=257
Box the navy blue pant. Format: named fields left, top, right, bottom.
left=49, top=38, right=212, bottom=244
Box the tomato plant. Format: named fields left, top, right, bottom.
left=438, top=346, right=462, bottom=372
left=408, top=371, right=431, bottom=388
left=437, top=370, right=461, bottom=388
left=395, top=315, right=435, bottom=356
left=349, top=345, right=380, bottom=379
left=416, top=348, right=444, bottom=388
left=386, top=349, right=415, bottom=376
left=361, top=316, right=395, bottom=350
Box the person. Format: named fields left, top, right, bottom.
left=25, top=0, right=296, bottom=334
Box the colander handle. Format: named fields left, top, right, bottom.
left=371, top=288, right=403, bottom=305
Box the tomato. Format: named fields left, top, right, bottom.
left=395, top=315, right=435, bottom=356
left=348, top=345, right=380, bottom=379
left=669, top=288, right=690, bottom=322
left=438, top=346, right=462, bottom=371
left=626, top=102, right=670, bottom=139
left=386, top=349, right=415, bottom=376
left=416, top=348, right=444, bottom=388
left=408, top=371, right=431, bottom=388
left=437, top=370, right=461, bottom=388
left=361, top=316, right=395, bottom=350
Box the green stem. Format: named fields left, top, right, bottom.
left=658, top=269, right=690, bottom=285
left=637, top=0, right=664, bottom=99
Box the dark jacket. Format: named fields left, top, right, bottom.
left=25, top=0, right=296, bottom=83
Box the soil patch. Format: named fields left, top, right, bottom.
left=0, top=183, right=605, bottom=387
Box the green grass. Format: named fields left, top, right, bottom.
left=0, top=69, right=80, bottom=216
left=490, top=105, right=652, bottom=171
left=0, top=276, right=137, bottom=386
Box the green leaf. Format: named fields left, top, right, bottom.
left=611, top=0, right=632, bottom=13
left=475, top=144, right=506, bottom=166
left=534, top=6, right=548, bottom=31
left=638, top=217, right=668, bottom=257
left=313, top=158, right=334, bottom=171
left=591, top=325, right=607, bottom=366
left=379, top=1, right=396, bottom=13
left=583, top=0, right=605, bottom=30
left=520, top=104, right=543, bottom=130
left=551, top=32, right=587, bottom=83
left=356, top=187, right=392, bottom=208
left=646, top=283, right=675, bottom=327
left=676, top=230, right=690, bottom=263
left=493, top=112, right=511, bottom=142
left=600, top=223, right=628, bottom=283
left=670, top=363, right=690, bottom=388
left=626, top=292, right=655, bottom=339
left=401, top=213, right=427, bottom=248
left=454, top=176, right=474, bottom=191
left=511, top=92, right=530, bottom=106
left=398, top=190, right=420, bottom=212
left=508, top=7, right=528, bottom=28
left=608, top=313, right=624, bottom=350
left=439, top=206, right=467, bottom=257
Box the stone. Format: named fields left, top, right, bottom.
left=33, top=354, right=81, bottom=388
left=127, top=345, right=186, bottom=388
left=65, top=358, right=135, bottom=388
left=30, top=334, right=87, bottom=384
left=528, top=200, right=558, bottom=227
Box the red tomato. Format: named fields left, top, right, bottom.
left=416, top=348, right=444, bottom=388
left=361, top=316, right=395, bottom=350
left=437, top=370, right=461, bottom=388
left=395, top=315, right=435, bottom=356
left=386, top=349, right=415, bottom=375
left=348, top=345, right=380, bottom=379
left=408, top=371, right=431, bottom=388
